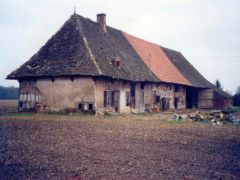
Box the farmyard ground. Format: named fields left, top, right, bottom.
left=0, top=113, right=239, bottom=179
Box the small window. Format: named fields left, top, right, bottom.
left=111, top=60, right=121, bottom=68
left=111, top=57, right=121, bottom=68
left=89, top=103, right=93, bottom=111
left=78, top=103, right=83, bottom=110
left=116, top=61, right=120, bottom=67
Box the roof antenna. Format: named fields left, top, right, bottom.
left=74, top=7, right=76, bottom=15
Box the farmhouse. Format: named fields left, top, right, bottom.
left=7, top=13, right=232, bottom=113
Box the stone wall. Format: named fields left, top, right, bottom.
left=19, top=77, right=187, bottom=113
left=19, top=77, right=95, bottom=112
left=134, top=83, right=186, bottom=112
left=95, top=79, right=131, bottom=113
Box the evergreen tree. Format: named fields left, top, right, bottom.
left=215, top=79, right=222, bottom=89
left=0, top=86, right=19, bottom=99
left=233, top=86, right=240, bottom=106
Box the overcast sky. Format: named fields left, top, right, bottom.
left=0, top=0, right=239, bottom=93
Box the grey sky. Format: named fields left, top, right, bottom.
left=0, top=0, right=239, bottom=93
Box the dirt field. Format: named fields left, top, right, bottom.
left=0, top=100, right=18, bottom=114
left=0, top=113, right=240, bottom=180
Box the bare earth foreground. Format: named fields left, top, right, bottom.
left=0, top=113, right=240, bottom=180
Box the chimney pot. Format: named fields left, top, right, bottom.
left=97, top=13, right=107, bottom=33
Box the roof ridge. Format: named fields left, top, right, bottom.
left=123, top=31, right=166, bottom=49
left=160, top=46, right=181, bottom=54
left=74, top=16, right=102, bottom=75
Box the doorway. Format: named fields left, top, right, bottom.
left=113, top=91, right=120, bottom=112
left=130, top=83, right=135, bottom=108
left=174, top=97, right=178, bottom=110
left=161, top=97, right=170, bottom=111
left=186, top=88, right=198, bottom=108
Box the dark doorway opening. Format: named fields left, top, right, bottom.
left=161, top=97, right=170, bottom=111
left=130, top=83, right=136, bottom=108
left=113, top=91, right=120, bottom=113
left=186, top=88, right=198, bottom=108
left=174, top=97, right=179, bottom=109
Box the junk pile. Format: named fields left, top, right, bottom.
left=171, top=109, right=240, bottom=125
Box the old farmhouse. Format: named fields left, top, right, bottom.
left=7, top=13, right=232, bottom=113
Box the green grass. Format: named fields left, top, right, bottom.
left=196, top=120, right=212, bottom=125
left=233, top=106, right=240, bottom=112
left=167, top=119, right=188, bottom=124
left=166, top=118, right=214, bottom=126
left=223, top=106, right=240, bottom=113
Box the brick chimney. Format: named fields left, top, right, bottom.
left=97, top=13, right=107, bottom=33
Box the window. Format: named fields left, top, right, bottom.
left=104, top=90, right=113, bottom=107
left=111, top=60, right=121, bottom=68
left=78, top=103, right=83, bottom=110
left=116, top=61, right=120, bottom=67
left=78, top=102, right=94, bottom=111
left=88, top=103, right=93, bottom=111
left=104, top=90, right=120, bottom=108
left=126, top=91, right=130, bottom=106
left=111, top=57, right=121, bottom=68
left=19, top=93, right=40, bottom=111
left=35, top=95, right=40, bottom=102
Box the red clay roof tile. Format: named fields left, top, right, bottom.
left=123, top=32, right=192, bottom=86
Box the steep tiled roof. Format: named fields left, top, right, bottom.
left=160, top=47, right=211, bottom=88
left=160, top=47, right=232, bottom=98
left=7, top=14, right=158, bottom=82
left=8, top=15, right=101, bottom=78
left=123, top=32, right=191, bottom=86
left=6, top=13, right=232, bottom=99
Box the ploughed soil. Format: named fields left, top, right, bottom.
left=0, top=113, right=240, bottom=180
left=0, top=100, right=18, bottom=115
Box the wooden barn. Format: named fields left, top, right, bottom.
left=7, top=13, right=232, bottom=113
